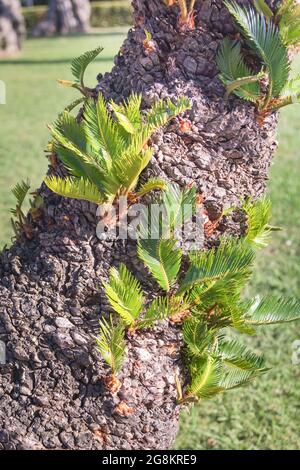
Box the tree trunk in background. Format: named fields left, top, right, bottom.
left=0, top=0, right=280, bottom=450
left=32, top=0, right=91, bottom=37
left=0, top=0, right=25, bottom=56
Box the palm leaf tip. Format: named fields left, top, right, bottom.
left=219, top=339, right=267, bottom=371
left=138, top=295, right=185, bottom=328
left=137, top=238, right=182, bottom=292
left=243, top=196, right=273, bottom=247
left=246, top=296, right=300, bottom=325
left=110, top=93, right=143, bottom=136
left=134, top=177, right=168, bottom=199
left=217, top=38, right=262, bottom=102
left=145, top=96, right=191, bottom=130
left=44, top=176, right=103, bottom=204
left=224, top=1, right=290, bottom=97
left=71, top=46, right=103, bottom=87
left=11, top=180, right=30, bottom=208
left=162, top=182, right=197, bottom=233
left=218, top=368, right=261, bottom=390
left=187, top=356, right=222, bottom=399
left=183, top=318, right=216, bottom=357
left=103, top=263, right=144, bottom=326
left=180, top=238, right=255, bottom=293
left=95, top=316, right=126, bottom=375
left=253, top=0, right=274, bottom=18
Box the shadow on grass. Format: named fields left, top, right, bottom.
left=0, top=56, right=114, bottom=65
left=27, top=30, right=129, bottom=40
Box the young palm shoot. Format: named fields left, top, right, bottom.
left=94, top=316, right=126, bottom=394
left=103, top=264, right=145, bottom=329
left=57, top=46, right=103, bottom=110
left=217, top=2, right=300, bottom=121
left=165, top=0, right=198, bottom=30
left=44, top=93, right=191, bottom=217
left=242, top=196, right=281, bottom=248
left=10, top=180, right=43, bottom=240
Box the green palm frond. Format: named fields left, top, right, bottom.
left=253, top=0, right=274, bottom=19
left=281, top=75, right=300, bottom=97
left=64, top=97, right=85, bottom=113
left=188, top=271, right=251, bottom=311
left=110, top=94, right=143, bottom=138
left=245, top=296, right=300, bottom=325
left=277, top=0, right=300, bottom=46
left=138, top=295, right=187, bottom=328
left=71, top=46, right=103, bottom=89
left=122, top=97, right=191, bottom=162
left=11, top=180, right=30, bottom=215
left=44, top=176, right=103, bottom=204
left=179, top=238, right=255, bottom=293
left=54, top=111, right=92, bottom=155
left=225, top=1, right=290, bottom=98
left=134, top=177, right=168, bottom=199
left=230, top=301, right=257, bottom=335
left=51, top=112, right=106, bottom=188
left=186, top=356, right=222, bottom=399
left=183, top=318, right=216, bottom=357
left=111, top=106, right=137, bottom=135
left=217, top=38, right=263, bottom=102
left=111, top=147, right=154, bottom=196
left=94, top=316, right=125, bottom=375
left=162, top=182, right=197, bottom=234
left=243, top=196, right=274, bottom=248
left=218, top=339, right=267, bottom=371
left=84, top=95, right=126, bottom=164
left=274, top=75, right=300, bottom=109
left=116, top=93, right=143, bottom=131
left=138, top=238, right=182, bottom=292
left=218, top=367, right=261, bottom=390
left=103, top=263, right=144, bottom=326
left=144, top=96, right=191, bottom=130
left=47, top=94, right=189, bottom=206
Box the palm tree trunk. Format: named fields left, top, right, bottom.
left=0, top=0, right=280, bottom=450
left=0, top=0, right=25, bottom=56
left=32, top=0, right=91, bottom=37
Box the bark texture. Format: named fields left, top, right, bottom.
left=32, top=0, right=91, bottom=37
left=0, top=0, right=280, bottom=450
left=0, top=0, right=25, bottom=56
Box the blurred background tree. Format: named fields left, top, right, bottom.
left=0, top=0, right=26, bottom=55
left=32, top=0, right=91, bottom=36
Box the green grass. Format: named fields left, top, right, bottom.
left=0, top=32, right=300, bottom=450
left=0, top=29, right=126, bottom=247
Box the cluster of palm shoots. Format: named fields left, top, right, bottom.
left=217, top=0, right=300, bottom=123
left=164, top=0, right=197, bottom=30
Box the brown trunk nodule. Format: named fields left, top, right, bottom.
left=0, top=0, right=25, bottom=56
left=32, top=0, right=91, bottom=37
left=0, top=1, right=281, bottom=450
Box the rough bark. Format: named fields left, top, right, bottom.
left=0, top=0, right=280, bottom=450
left=32, top=0, right=91, bottom=37
left=0, top=0, right=25, bottom=56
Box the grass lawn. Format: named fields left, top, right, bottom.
left=0, top=29, right=127, bottom=247
left=0, top=32, right=300, bottom=450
